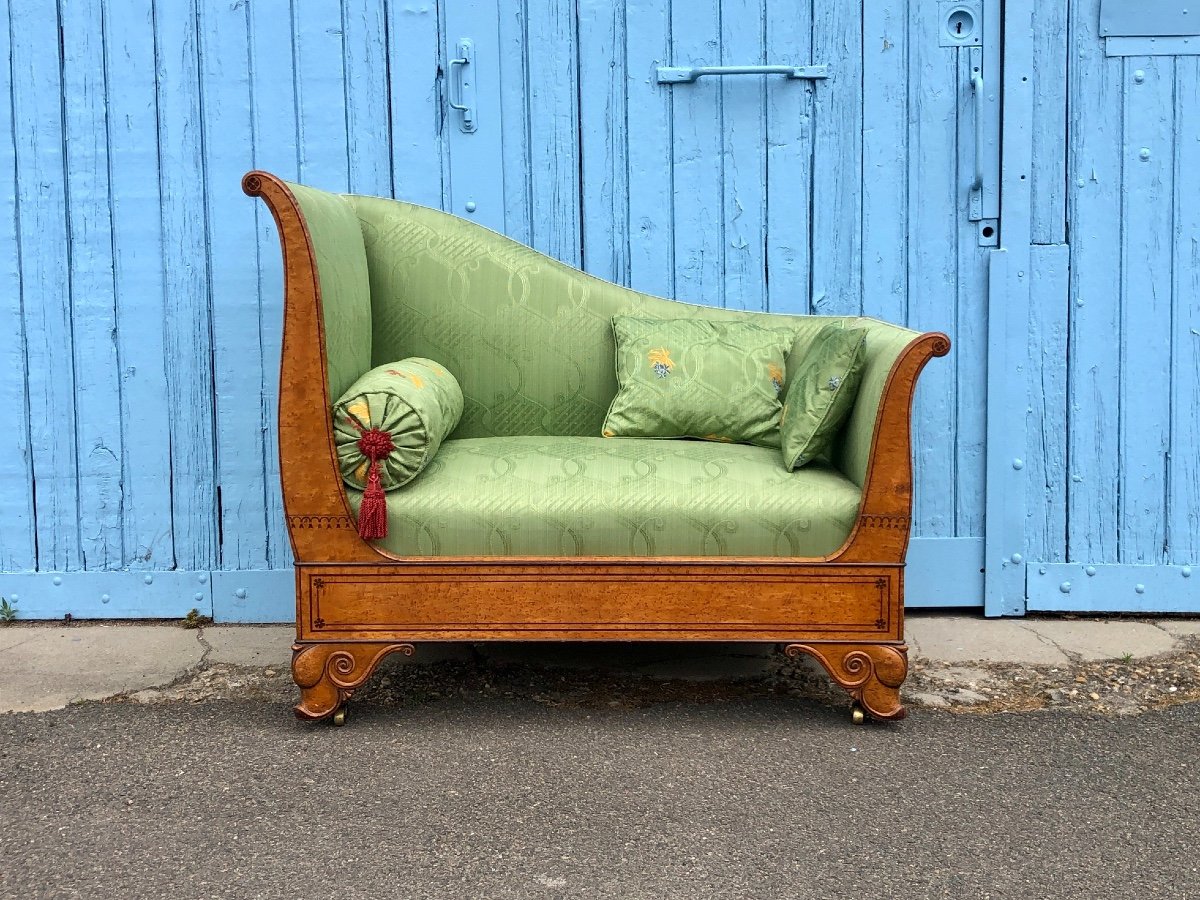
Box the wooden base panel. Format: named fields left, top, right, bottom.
left=785, top=641, right=909, bottom=721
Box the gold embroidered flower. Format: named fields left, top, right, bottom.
left=648, top=347, right=674, bottom=378
left=388, top=369, right=425, bottom=389
left=768, top=363, right=784, bottom=394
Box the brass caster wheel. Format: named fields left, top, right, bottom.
left=850, top=703, right=865, bottom=725
left=332, top=709, right=346, bottom=727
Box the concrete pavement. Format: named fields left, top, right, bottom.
left=1, top=613, right=1198, bottom=715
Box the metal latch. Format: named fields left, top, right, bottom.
left=448, top=39, right=476, bottom=132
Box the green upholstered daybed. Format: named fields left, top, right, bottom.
left=244, top=171, right=949, bottom=726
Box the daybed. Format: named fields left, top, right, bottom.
left=243, top=170, right=949, bottom=725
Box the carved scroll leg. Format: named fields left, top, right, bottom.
left=784, top=642, right=908, bottom=722
left=290, top=642, right=415, bottom=723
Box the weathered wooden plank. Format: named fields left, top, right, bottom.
left=859, top=0, right=906, bottom=325
left=1170, top=57, right=1200, bottom=566
left=105, top=2, right=173, bottom=571
left=719, top=0, right=766, bottom=311
left=200, top=0, right=269, bottom=571
left=763, top=0, right=813, bottom=315
left=1031, top=0, right=1067, bottom=244
left=496, top=0, right=530, bottom=240
left=386, top=0, right=445, bottom=209
left=1066, top=0, right=1123, bottom=565
left=248, top=0, right=300, bottom=568
left=985, top=0, right=1035, bottom=616
left=344, top=0, right=391, bottom=197
left=809, top=0, right=861, bottom=315
left=524, top=0, right=581, bottom=265
left=954, top=52, right=987, bottom=539
left=1118, top=56, right=1174, bottom=565
left=625, top=0, right=674, bottom=297
left=10, top=1, right=81, bottom=570
left=442, top=0, right=505, bottom=231
left=578, top=0, right=629, bottom=284
left=906, top=0, right=958, bottom=538
left=669, top=0, right=723, bottom=305
left=1026, top=244, right=1070, bottom=563
left=155, top=0, right=217, bottom=570
left=293, top=0, right=350, bottom=191
left=0, top=571, right=212, bottom=620
left=0, top=1, right=36, bottom=571
left=62, top=0, right=123, bottom=569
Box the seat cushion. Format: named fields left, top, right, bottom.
left=344, top=436, right=862, bottom=557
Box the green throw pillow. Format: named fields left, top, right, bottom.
left=332, top=358, right=463, bottom=490
left=601, top=316, right=791, bottom=447
left=780, top=325, right=868, bottom=469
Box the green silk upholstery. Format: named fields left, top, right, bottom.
left=345, top=436, right=860, bottom=557
left=780, top=326, right=869, bottom=469
left=286, top=181, right=925, bottom=556
left=287, top=183, right=373, bottom=401
left=345, top=194, right=824, bottom=439
left=603, top=316, right=791, bottom=447
left=332, top=358, right=464, bottom=490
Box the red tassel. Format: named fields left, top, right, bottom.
left=357, top=461, right=388, bottom=540
left=355, top=427, right=395, bottom=541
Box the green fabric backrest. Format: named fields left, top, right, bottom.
left=345, top=193, right=853, bottom=439
left=287, top=182, right=373, bottom=401
left=286, top=184, right=921, bottom=485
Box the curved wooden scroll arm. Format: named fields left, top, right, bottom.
left=242, top=171, right=379, bottom=564
left=834, top=332, right=951, bottom=564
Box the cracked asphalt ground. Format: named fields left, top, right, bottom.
left=2, top=661, right=1199, bottom=900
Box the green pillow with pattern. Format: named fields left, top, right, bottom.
left=601, top=316, right=791, bottom=447
left=332, top=358, right=463, bottom=491
left=780, top=325, right=868, bottom=469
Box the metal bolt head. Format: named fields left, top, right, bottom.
left=1135, top=583, right=1146, bottom=594
left=1012, top=458, right=1024, bottom=470
left=144, top=575, right=154, bottom=585
left=1139, top=148, right=1151, bottom=160
left=1059, top=581, right=1072, bottom=593
left=52, top=576, right=62, bottom=586
left=1134, top=69, right=1146, bottom=83
left=235, top=588, right=248, bottom=599
left=1085, top=566, right=1096, bottom=576
left=101, top=593, right=111, bottom=603
left=465, top=200, right=477, bottom=213
left=1183, top=566, right=1193, bottom=578
left=1011, top=553, right=1023, bottom=564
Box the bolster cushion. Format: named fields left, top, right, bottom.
left=332, top=358, right=464, bottom=491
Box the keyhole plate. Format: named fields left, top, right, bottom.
left=938, top=0, right=983, bottom=47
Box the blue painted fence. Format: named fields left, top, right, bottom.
left=0, top=0, right=1196, bottom=619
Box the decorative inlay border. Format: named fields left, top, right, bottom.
left=288, top=515, right=354, bottom=530
left=858, top=514, right=911, bottom=530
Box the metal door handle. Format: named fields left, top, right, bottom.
left=970, top=70, right=984, bottom=191
left=657, top=64, right=829, bottom=84
left=448, top=39, right=476, bottom=132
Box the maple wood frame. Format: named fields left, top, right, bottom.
left=244, top=170, right=950, bottom=724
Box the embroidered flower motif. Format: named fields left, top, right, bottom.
left=768, top=363, right=784, bottom=394
left=388, top=369, right=425, bottom=389
left=648, top=347, right=674, bottom=378
left=827, top=375, right=842, bottom=391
